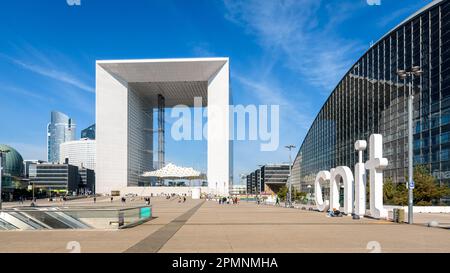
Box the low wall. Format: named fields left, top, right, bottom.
left=384, top=205, right=450, bottom=213
left=114, top=187, right=209, bottom=197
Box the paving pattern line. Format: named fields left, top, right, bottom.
left=124, top=201, right=205, bottom=253
left=180, top=222, right=394, bottom=226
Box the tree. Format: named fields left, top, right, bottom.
left=277, top=186, right=288, bottom=201
left=412, top=165, right=450, bottom=205
left=277, top=186, right=307, bottom=202
left=383, top=178, right=407, bottom=206
left=383, top=165, right=450, bottom=206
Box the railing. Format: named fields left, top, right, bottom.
left=0, top=205, right=152, bottom=230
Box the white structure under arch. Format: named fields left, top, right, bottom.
left=96, top=58, right=232, bottom=196
left=141, top=163, right=200, bottom=179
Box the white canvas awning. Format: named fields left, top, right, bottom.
left=140, top=163, right=201, bottom=179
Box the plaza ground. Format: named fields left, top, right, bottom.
left=0, top=196, right=449, bottom=253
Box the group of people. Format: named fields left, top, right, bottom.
left=218, top=196, right=239, bottom=204
left=327, top=208, right=343, bottom=217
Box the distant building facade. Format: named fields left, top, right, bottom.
left=79, top=167, right=95, bottom=194
left=29, top=163, right=94, bottom=194
left=246, top=164, right=290, bottom=195
left=60, top=139, right=96, bottom=170
left=23, top=160, right=45, bottom=178
left=229, top=185, right=246, bottom=195
left=81, top=124, right=96, bottom=140
left=47, top=111, right=76, bottom=163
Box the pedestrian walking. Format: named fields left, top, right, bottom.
left=94, top=196, right=97, bottom=203
left=110, top=196, right=114, bottom=203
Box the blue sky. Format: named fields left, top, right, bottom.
left=0, top=0, right=432, bottom=184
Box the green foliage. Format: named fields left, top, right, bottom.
left=383, top=178, right=408, bottom=206
left=277, top=186, right=307, bottom=201
left=277, top=186, right=287, bottom=201
left=383, top=165, right=450, bottom=206
left=412, top=165, right=450, bottom=205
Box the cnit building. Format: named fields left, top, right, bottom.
left=292, top=0, right=450, bottom=201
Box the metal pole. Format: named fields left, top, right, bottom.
left=408, top=77, right=414, bottom=224
left=288, top=150, right=292, bottom=208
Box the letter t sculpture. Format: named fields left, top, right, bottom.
left=365, top=134, right=388, bottom=219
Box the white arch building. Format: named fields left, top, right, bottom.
left=95, top=58, right=232, bottom=195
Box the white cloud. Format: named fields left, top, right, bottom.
left=0, top=43, right=94, bottom=93
left=233, top=74, right=312, bottom=129
left=0, top=84, right=52, bottom=102
left=223, top=0, right=366, bottom=93
left=7, top=57, right=94, bottom=93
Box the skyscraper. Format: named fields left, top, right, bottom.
left=81, top=124, right=96, bottom=140
left=60, top=139, right=96, bottom=170
left=47, top=111, right=76, bottom=163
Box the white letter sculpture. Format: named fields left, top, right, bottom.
left=330, top=166, right=354, bottom=214
left=365, top=134, right=388, bottom=218
left=354, top=140, right=367, bottom=216
left=314, top=134, right=388, bottom=219
left=314, top=171, right=330, bottom=212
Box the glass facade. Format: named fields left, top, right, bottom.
left=30, top=164, right=79, bottom=192
left=293, top=1, right=450, bottom=200
left=81, top=124, right=96, bottom=140
left=47, top=111, right=76, bottom=163
left=246, top=164, right=290, bottom=194
left=30, top=163, right=94, bottom=193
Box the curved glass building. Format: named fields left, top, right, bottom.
left=292, top=0, right=450, bottom=198
left=47, top=111, right=76, bottom=163
left=0, top=144, right=24, bottom=177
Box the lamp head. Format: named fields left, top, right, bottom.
left=411, top=66, right=421, bottom=72
left=397, top=70, right=407, bottom=79
left=412, top=66, right=423, bottom=76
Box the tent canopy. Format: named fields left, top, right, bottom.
left=141, top=163, right=201, bottom=179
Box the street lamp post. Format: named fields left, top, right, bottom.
left=0, top=149, right=11, bottom=210
left=307, top=184, right=312, bottom=207
left=285, top=145, right=296, bottom=208
left=257, top=164, right=263, bottom=204
left=397, top=66, right=423, bottom=225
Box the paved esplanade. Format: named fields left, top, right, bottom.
left=0, top=197, right=449, bottom=253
